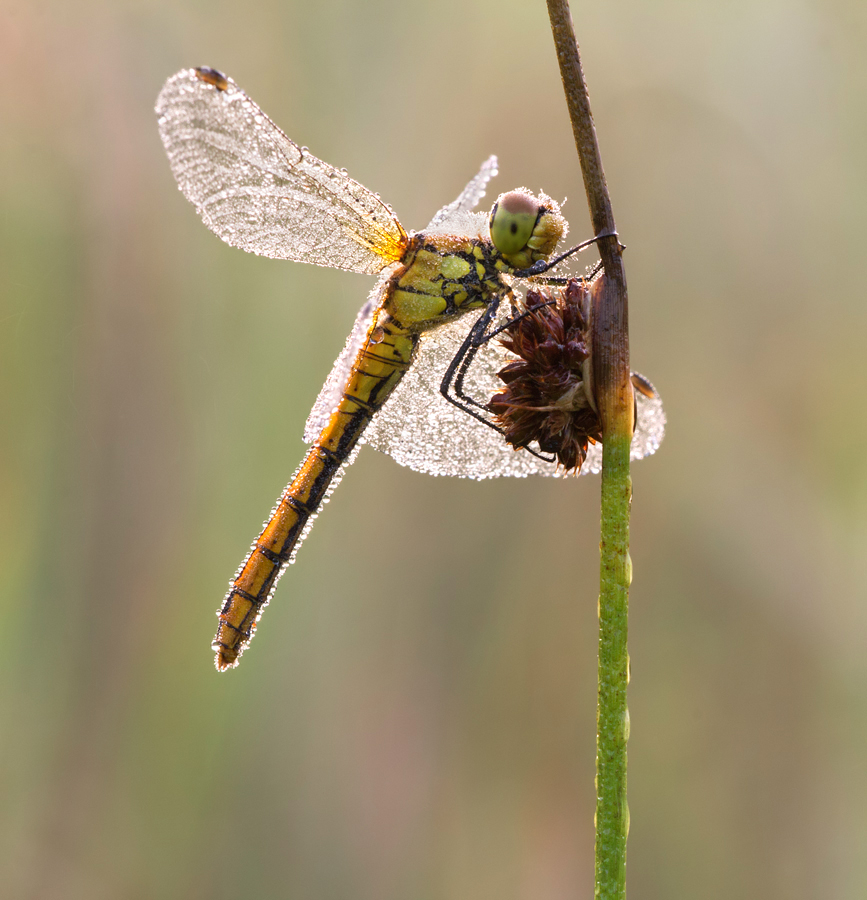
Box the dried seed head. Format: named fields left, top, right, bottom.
left=489, top=279, right=602, bottom=473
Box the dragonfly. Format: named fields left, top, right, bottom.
left=155, top=67, right=665, bottom=670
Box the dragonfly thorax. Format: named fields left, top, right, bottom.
left=383, top=233, right=513, bottom=330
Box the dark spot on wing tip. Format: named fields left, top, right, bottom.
left=195, top=66, right=229, bottom=91
left=630, top=372, right=658, bottom=398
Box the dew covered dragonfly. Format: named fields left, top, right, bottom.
left=155, top=67, right=665, bottom=670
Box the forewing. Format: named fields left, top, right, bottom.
left=156, top=69, right=408, bottom=274
left=425, top=156, right=499, bottom=231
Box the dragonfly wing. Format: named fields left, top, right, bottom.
left=363, top=306, right=665, bottom=479
left=303, top=290, right=379, bottom=442
left=630, top=374, right=667, bottom=462
left=425, top=156, right=499, bottom=231
left=156, top=68, right=408, bottom=274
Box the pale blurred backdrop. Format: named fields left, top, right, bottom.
left=2, top=1, right=866, bottom=898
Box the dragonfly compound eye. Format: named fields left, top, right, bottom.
left=490, top=191, right=540, bottom=256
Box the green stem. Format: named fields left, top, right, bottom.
left=596, top=431, right=632, bottom=900
left=545, top=3, right=633, bottom=898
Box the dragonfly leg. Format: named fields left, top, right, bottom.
left=439, top=301, right=504, bottom=423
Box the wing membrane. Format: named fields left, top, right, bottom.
left=426, top=156, right=499, bottom=230
left=156, top=69, right=408, bottom=274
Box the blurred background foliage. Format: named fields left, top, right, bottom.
left=1, top=1, right=866, bottom=898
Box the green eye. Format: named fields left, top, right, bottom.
left=490, top=191, right=539, bottom=255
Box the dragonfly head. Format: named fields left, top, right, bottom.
left=489, top=190, right=567, bottom=271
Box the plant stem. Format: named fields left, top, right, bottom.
left=545, top=3, right=633, bottom=898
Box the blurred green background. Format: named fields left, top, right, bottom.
left=2, top=1, right=866, bottom=898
